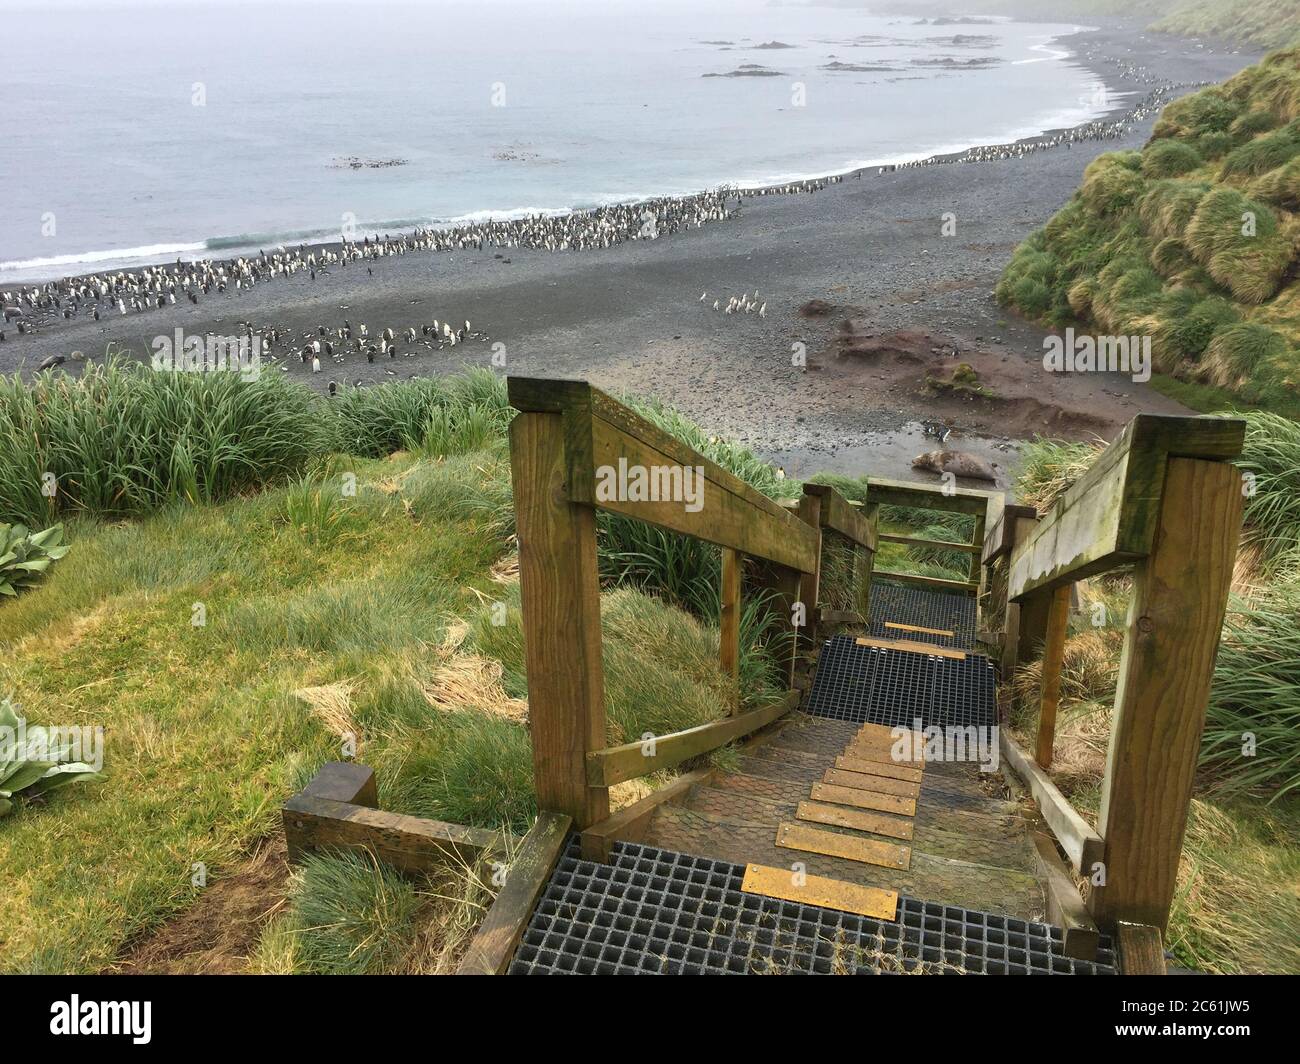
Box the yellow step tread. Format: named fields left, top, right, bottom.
left=823, top=768, right=922, bottom=799
left=796, top=799, right=915, bottom=841
left=835, top=755, right=924, bottom=783
left=810, top=782, right=917, bottom=817
left=776, top=821, right=912, bottom=870
left=740, top=863, right=898, bottom=921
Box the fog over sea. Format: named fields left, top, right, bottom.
left=0, top=0, right=1110, bottom=284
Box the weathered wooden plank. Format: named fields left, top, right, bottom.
left=1031, top=832, right=1100, bottom=962
left=999, top=731, right=1103, bottom=875
left=776, top=822, right=911, bottom=871
left=587, top=415, right=817, bottom=572
left=1117, top=923, right=1167, bottom=974
left=1008, top=414, right=1245, bottom=601
left=1092, top=458, right=1243, bottom=931
left=843, top=742, right=925, bottom=768
left=873, top=570, right=981, bottom=595
left=803, top=483, right=877, bottom=550
left=823, top=767, right=921, bottom=798
left=282, top=793, right=506, bottom=875
left=579, top=766, right=713, bottom=861
left=879, top=533, right=980, bottom=554
left=854, top=635, right=967, bottom=660
left=510, top=411, right=611, bottom=829
left=719, top=547, right=741, bottom=680
left=586, top=691, right=798, bottom=786
left=796, top=800, right=915, bottom=840
left=1036, top=584, right=1073, bottom=769
left=858, top=722, right=922, bottom=746
left=741, top=863, right=898, bottom=921
left=883, top=621, right=955, bottom=637
left=458, top=812, right=572, bottom=975
left=810, top=782, right=916, bottom=817
left=834, top=756, right=924, bottom=783
left=507, top=377, right=817, bottom=572
left=981, top=503, right=1038, bottom=565
left=865, top=476, right=999, bottom=516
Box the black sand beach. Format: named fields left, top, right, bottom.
left=0, top=20, right=1257, bottom=488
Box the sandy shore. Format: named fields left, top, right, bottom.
left=0, top=19, right=1256, bottom=490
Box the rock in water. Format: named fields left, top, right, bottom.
left=912, top=449, right=998, bottom=482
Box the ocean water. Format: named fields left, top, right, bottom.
left=0, top=0, right=1108, bottom=283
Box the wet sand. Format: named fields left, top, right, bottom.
left=0, top=21, right=1256, bottom=492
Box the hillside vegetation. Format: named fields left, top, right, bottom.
left=919, top=1, right=1300, bottom=50
left=998, top=47, right=1300, bottom=413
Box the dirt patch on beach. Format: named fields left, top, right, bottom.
left=109, top=838, right=289, bottom=975
left=816, top=319, right=1154, bottom=439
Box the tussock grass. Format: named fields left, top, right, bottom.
left=998, top=45, right=1300, bottom=410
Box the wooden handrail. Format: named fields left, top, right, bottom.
left=994, top=413, right=1246, bottom=934
left=586, top=691, right=799, bottom=787
left=509, top=378, right=818, bottom=573
left=1007, top=414, right=1245, bottom=601
left=506, top=378, right=869, bottom=834
left=803, top=482, right=878, bottom=550
left=864, top=475, right=1000, bottom=517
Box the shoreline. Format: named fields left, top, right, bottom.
left=4, top=20, right=1161, bottom=292
left=0, top=19, right=1259, bottom=488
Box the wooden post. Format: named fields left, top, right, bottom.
left=1016, top=588, right=1052, bottom=667
left=1035, top=584, right=1072, bottom=769
left=796, top=492, right=823, bottom=655
left=857, top=503, right=878, bottom=619
left=967, top=513, right=986, bottom=585
left=1090, top=458, right=1243, bottom=930
left=509, top=412, right=610, bottom=830
left=720, top=547, right=741, bottom=686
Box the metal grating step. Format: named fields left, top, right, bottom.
left=868, top=582, right=975, bottom=648
left=509, top=839, right=1116, bottom=975
left=804, top=635, right=996, bottom=730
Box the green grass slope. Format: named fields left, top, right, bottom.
left=998, top=47, right=1300, bottom=414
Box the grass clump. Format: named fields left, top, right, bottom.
left=998, top=45, right=1300, bottom=413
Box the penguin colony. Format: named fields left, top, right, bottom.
left=0, top=180, right=849, bottom=339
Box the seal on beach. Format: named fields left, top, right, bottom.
left=912, top=449, right=998, bottom=483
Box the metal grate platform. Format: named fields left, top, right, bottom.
left=803, top=635, right=996, bottom=730
left=868, top=582, right=975, bottom=648
left=509, top=839, right=1115, bottom=975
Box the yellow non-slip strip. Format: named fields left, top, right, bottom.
left=823, top=768, right=921, bottom=799
left=855, top=636, right=966, bottom=661
left=835, top=755, right=924, bottom=783
left=796, top=799, right=914, bottom=841
left=776, top=822, right=911, bottom=871
left=884, top=621, right=955, bottom=638
left=843, top=741, right=925, bottom=768
left=741, top=863, right=898, bottom=921
left=810, top=782, right=917, bottom=818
